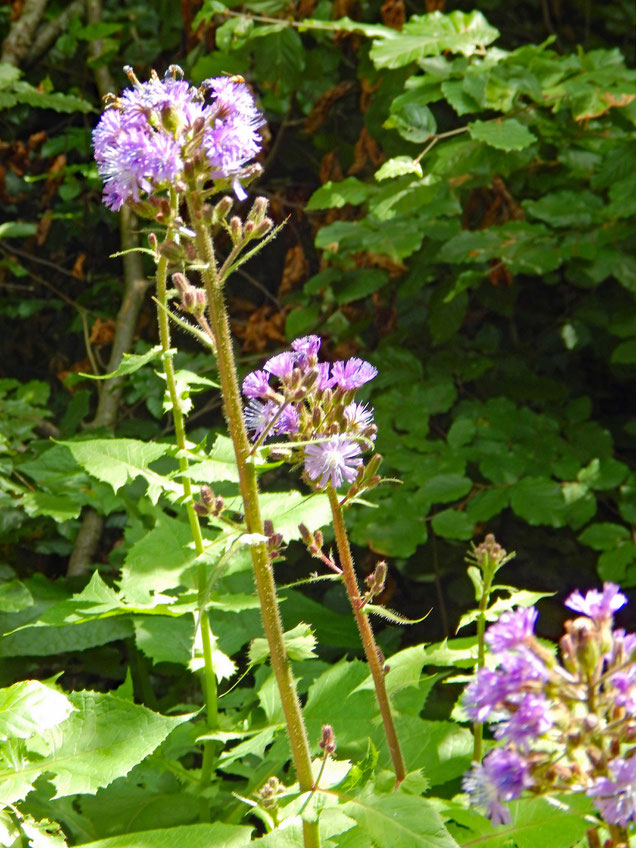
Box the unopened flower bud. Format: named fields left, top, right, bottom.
left=255, top=217, right=274, bottom=238
left=319, top=724, right=336, bottom=754
left=314, top=529, right=323, bottom=548
left=148, top=232, right=158, bottom=250
left=214, top=196, right=233, bottom=222
left=200, top=485, right=214, bottom=507
left=230, top=216, right=243, bottom=242
left=248, top=196, right=269, bottom=224
left=158, top=240, right=184, bottom=261
left=172, top=272, right=189, bottom=294
left=213, top=495, right=224, bottom=515
left=366, top=475, right=381, bottom=489
left=264, top=520, right=274, bottom=537
left=298, top=523, right=312, bottom=545
left=244, top=220, right=256, bottom=237
left=365, top=453, right=382, bottom=478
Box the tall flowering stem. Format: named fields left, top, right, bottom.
left=154, top=225, right=218, bottom=794
left=185, top=186, right=320, bottom=848
left=327, top=488, right=406, bottom=786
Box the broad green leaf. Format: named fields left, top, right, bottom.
left=468, top=118, right=537, bottom=151
left=509, top=477, right=565, bottom=525
left=77, top=822, right=253, bottom=848
left=0, top=578, right=33, bottom=613
left=0, top=691, right=192, bottom=802
left=0, top=680, right=73, bottom=740
left=524, top=190, right=603, bottom=228
left=304, top=660, right=376, bottom=750
left=21, top=491, right=82, bottom=521
left=134, top=615, right=194, bottom=665
left=11, top=81, right=92, bottom=113
left=419, top=474, right=472, bottom=503
left=342, top=792, right=459, bottom=847
left=62, top=439, right=175, bottom=504
left=249, top=622, right=317, bottom=665
left=370, top=10, right=499, bottom=69
left=385, top=102, right=436, bottom=143
left=181, top=434, right=241, bottom=484
left=0, top=221, right=37, bottom=238
left=579, top=522, right=631, bottom=551
left=376, top=716, right=472, bottom=785
left=375, top=157, right=423, bottom=180
left=431, top=509, right=474, bottom=540
left=612, top=338, right=636, bottom=364
left=598, top=544, right=636, bottom=584
left=306, top=177, right=374, bottom=210
left=80, top=345, right=167, bottom=380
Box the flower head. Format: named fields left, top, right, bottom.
left=263, top=351, right=296, bottom=381
left=565, top=582, right=627, bottom=622
left=485, top=607, right=538, bottom=654
left=304, top=438, right=363, bottom=489
left=494, top=692, right=553, bottom=748
left=463, top=749, right=531, bottom=825
left=242, top=369, right=272, bottom=399
left=93, top=68, right=264, bottom=210
left=331, top=358, right=378, bottom=391
left=587, top=756, right=636, bottom=827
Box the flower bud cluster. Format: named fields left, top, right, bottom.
left=241, top=335, right=379, bottom=491
left=93, top=66, right=264, bottom=211
left=462, top=583, right=636, bottom=830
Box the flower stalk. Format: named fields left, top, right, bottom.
left=327, top=487, right=406, bottom=786
left=185, top=185, right=320, bottom=848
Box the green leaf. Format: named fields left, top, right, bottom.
left=182, top=434, right=240, bottom=484
left=80, top=346, right=167, bottom=380
left=21, top=491, right=82, bottom=521
left=431, top=509, right=474, bottom=540
left=62, top=439, right=174, bottom=504
left=579, top=522, right=631, bottom=551
left=468, top=118, right=537, bottom=151
left=0, top=579, right=33, bottom=613
left=0, top=680, right=73, bottom=740
left=249, top=622, right=317, bottom=665
left=0, top=691, right=192, bottom=802
left=385, top=102, right=436, bottom=143
left=611, top=338, right=636, bottom=364
left=341, top=792, right=459, bottom=847
left=306, top=177, right=374, bottom=211
left=524, top=190, right=604, bottom=228
left=76, top=823, right=253, bottom=848
left=370, top=10, right=499, bottom=69
left=420, top=474, right=472, bottom=504
left=510, top=477, right=565, bottom=525
left=0, top=221, right=37, bottom=238
left=11, top=81, right=92, bottom=113
left=375, top=157, right=423, bottom=180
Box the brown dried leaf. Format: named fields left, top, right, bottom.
left=35, top=212, right=52, bottom=246
left=89, top=318, right=116, bottom=347
left=304, top=81, right=355, bottom=134
left=319, top=151, right=344, bottom=185
left=425, top=0, right=445, bottom=10
left=381, top=0, right=405, bottom=30
left=278, top=245, right=309, bottom=297
left=232, top=304, right=287, bottom=353
left=348, top=127, right=385, bottom=175
left=71, top=253, right=86, bottom=280
left=488, top=259, right=513, bottom=288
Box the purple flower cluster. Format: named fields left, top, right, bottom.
left=241, top=335, right=378, bottom=490
left=93, top=67, right=264, bottom=210
left=462, top=583, right=636, bottom=829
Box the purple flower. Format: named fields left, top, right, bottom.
left=587, top=756, right=636, bottom=827
left=276, top=404, right=299, bottom=435
left=565, top=583, right=627, bottom=622
left=304, top=438, right=363, bottom=489
left=93, top=68, right=264, bottom=210
left=244, top=399, right=278, bottom=440
left=464, top=669, right=514, bottom=722
left=610, top=665, right=636, bottom=714
left=494, top=693, right=553, bottom=747
left=242, top=369, right=272, bottom=399
left=291, top=335, right=321, bottom=357
left=343, top=401, right=376, bottom=439
left=315, top=362, right=335, bottom=391
left=263, top=351, right=296, bottom=381
left=485, top=608, right=538, bottom=653
left=331, top=358, right=378, bottom=391
left=463, top=749, right=531, bottom=825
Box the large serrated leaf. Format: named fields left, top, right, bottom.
left=76, top=822, right=253, bottom=848
left=0, top=692, right=192, bottom=803
left=0, top=680, right=74, bottom=740
left=79, top=346, right=167, bottom=380
left=342, top=792, right=459, bottom=847
left=62, top=439, right=176, bottom=504
left=468, top=118, right=537, bottom=151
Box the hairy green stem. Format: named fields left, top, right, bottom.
left=155, top=246, right=218, bottom=797
left=185, top=187, right=319, bottom=848
left=472, top=567, right=494, bottom=763
left=327, top=488, right=406, bottom=787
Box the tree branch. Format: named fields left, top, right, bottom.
left=1, top=0, right=49, bottom=65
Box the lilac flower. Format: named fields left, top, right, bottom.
left=610, top=666, right=636, bottom=714
left=565, top=582, right=627, bottom=622
left=291, top=335, right=321, bottom=357
left=244, top=399, right=278, bottom=440
left=263, top=351, right=296, bottom=381
left=485, top=608, right=538, bottom=653
left=315, top=362, right=335, bottom=391
left=494, top=693, right=553, bottom=747
left=331, top=358, right=378, bottom=391
left=304, top=438, right=363, bottom=489
left=343, top=401, right=376, bottom=439
left=93, top=68, right=264, bottom=210
left=242, top=369, right=272, bottom=399
left=463, top=749, right=531, bottom=824
left=587, top=756, right=636, bottom=827
left=276, top=405, right=299, bottom=435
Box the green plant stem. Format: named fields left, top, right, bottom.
left=155, top=246, right=218, bottom=790
left=472, top=566, right=495, bottom=763
left=185, top=187, right=319, bottom=848
left=326, top=488, right=406, bottom=787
